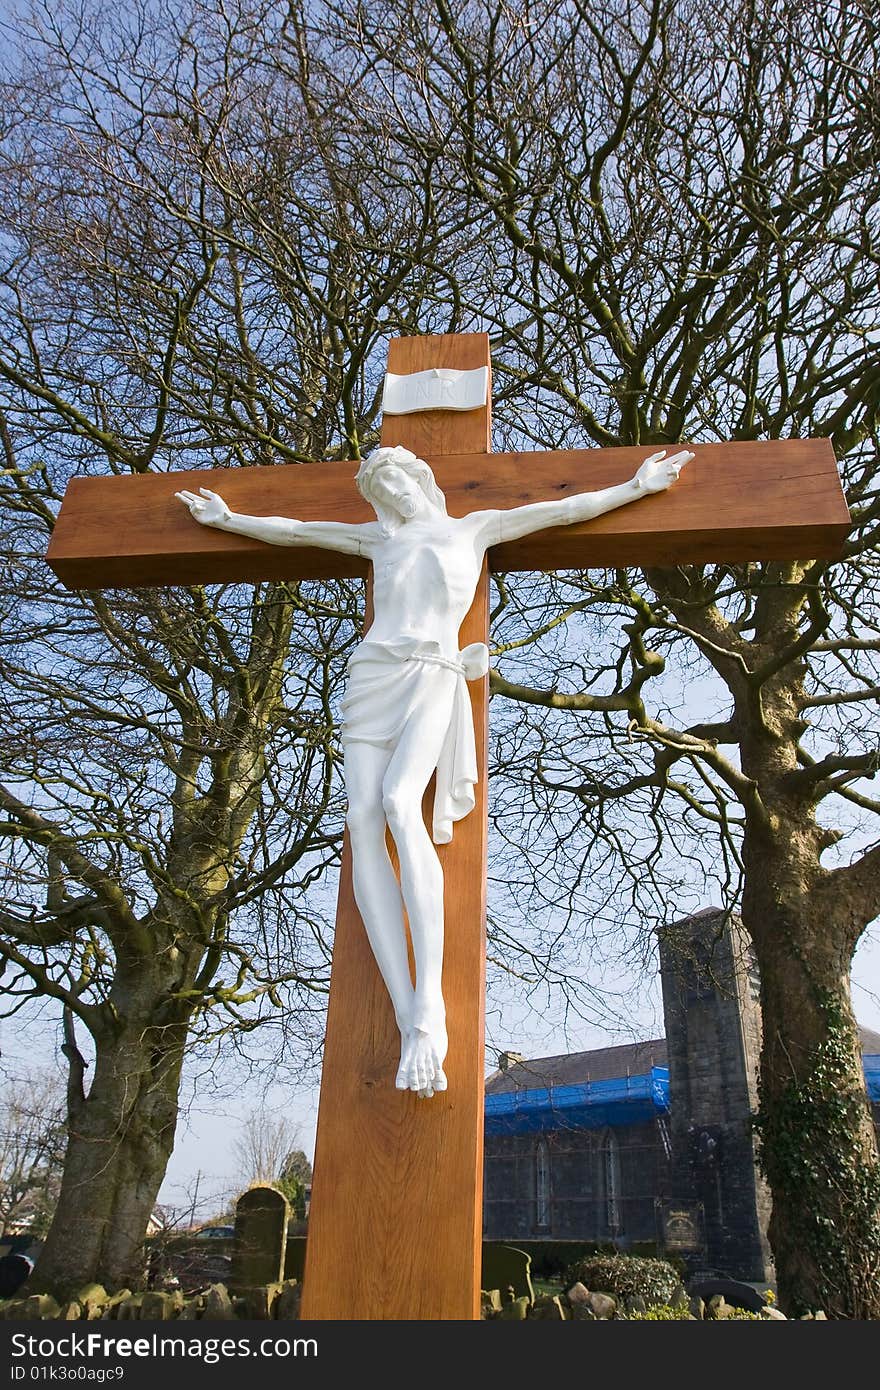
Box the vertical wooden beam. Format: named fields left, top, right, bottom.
left=301, top=335, right=491, bottom=1319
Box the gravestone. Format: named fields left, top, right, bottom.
left=480, top=1243, right=534, bottom=1303
left=229, top=1185, right=289, bottom=1292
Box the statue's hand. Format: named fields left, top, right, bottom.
left=174, top=486, right=232, bottom=528
left=634, top=448, right=694, bottom=494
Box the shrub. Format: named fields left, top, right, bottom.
left=626, top=1303, right=692, bottom=1320
left=626, top=1302, right=762, bottom=1320
left=563, top=1253, right=679, bottom=1305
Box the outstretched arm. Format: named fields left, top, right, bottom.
left=470, top=449, right=694, bottom=547
left=175, top=487, right=374, bottom=558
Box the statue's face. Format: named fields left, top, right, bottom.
left=371, top=463, right=425, bottom=520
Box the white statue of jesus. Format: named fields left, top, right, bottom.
left=177, top=443, right=692, bottom=1100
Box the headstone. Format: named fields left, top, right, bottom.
left=480, top=1243, right=534, bottom=1303
left=689, top=1277, right=766, bottom=1313
left=230, top=1186, right=289, bottom=1292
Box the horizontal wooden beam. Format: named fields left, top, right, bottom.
left=46, top=438, right=849, bottom=590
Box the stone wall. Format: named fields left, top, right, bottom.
left=484, top=1120, right=669, bottom=1244
left=0, top=1280, right=301, bottom=1322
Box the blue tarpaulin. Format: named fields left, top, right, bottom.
left=485, top=1059, right=880, bottom=1135
left=484, top=1067, right=670, bottom=1136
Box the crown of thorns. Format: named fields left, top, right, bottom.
left=354, top=445, right=420, bottom=496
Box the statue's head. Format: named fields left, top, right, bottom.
left=355, top=445, right=447, bottom=535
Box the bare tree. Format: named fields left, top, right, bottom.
left=0, top=1070, right=66, bottom=1238
left=0, top=0, right=468, bottom=1296
left=232, top=1108, right=302, bottom=1190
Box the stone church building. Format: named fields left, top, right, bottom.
left=483, top=908, right=880, bottom=1280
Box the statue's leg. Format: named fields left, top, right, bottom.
left=381, top=687, right=456, bottom=1097
left=344, top=740, right=415, bottom=1051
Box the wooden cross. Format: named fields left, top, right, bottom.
left=47, top=333, right=849, bottom=1320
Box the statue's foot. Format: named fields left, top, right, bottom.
left=413, top=1009, right=447, bottom=1099
left=395, top=1020, right=448, bottom=1099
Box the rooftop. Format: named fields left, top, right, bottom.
left=486, top=1038, right=668, bottom=1094
left=487, top=1025, right=880, bottom=1095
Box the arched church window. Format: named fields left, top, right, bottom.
left=601, top=1129, right=622, bottom=1236
left=535, top=1138, right=550, bottom=1229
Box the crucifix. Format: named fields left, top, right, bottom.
left=47, top=332, right=849, bottom=1320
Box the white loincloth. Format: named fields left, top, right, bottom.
left=340, top=637, right=489, bottom=845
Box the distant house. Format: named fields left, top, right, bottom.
left=483, top=908, right=880, bottom=1280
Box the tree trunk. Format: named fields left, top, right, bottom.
left=30, top=1012, right=187, bottom=1299
left=744, top=862, right=880, bottom=1318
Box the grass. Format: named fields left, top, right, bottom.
left=531, top=1276, right=566, bottom=1298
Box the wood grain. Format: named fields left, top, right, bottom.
left=46, top=438, right=849, bottom=590
left=300, top=335, right=490, bottom=1320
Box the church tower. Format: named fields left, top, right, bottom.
left=658, top=908, right=774, bottom=1280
